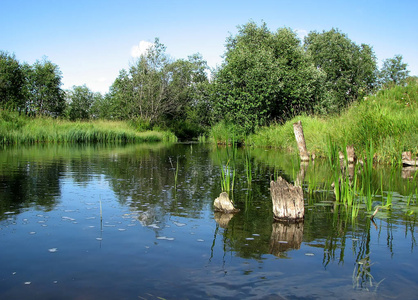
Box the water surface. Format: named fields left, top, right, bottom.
left=0, top=143, right=417, bottom=299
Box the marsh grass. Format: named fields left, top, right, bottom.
left=247, top=80, right=418, bottom=163
left=0, top=112, right=177, bottom=144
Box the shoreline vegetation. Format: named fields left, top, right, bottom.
left=1, top=78, right=416, bottom=165
left=0, top=112, right=177, bottom=145
left=209, top=78, right=418, bottom=165
left=1, top=21, right=417, bottom=163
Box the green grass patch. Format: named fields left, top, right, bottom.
left=0, top=111, right=177, bottom=145
left=247, top=79, right=418, bottom=163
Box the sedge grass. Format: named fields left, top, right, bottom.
left=0, top=112, right=177, bottom=144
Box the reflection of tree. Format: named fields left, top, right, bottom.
left=0, top=159, right=63, bottom=217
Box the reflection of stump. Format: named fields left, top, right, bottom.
left=269, top=222, right=303, bottom=257
left=214, top=192, right=239, bottom=213
left=214, top=212, right=234, bottom=228
left=270, top=177, right=304, bottom=221
left=293, top=121, right=309, bottom=162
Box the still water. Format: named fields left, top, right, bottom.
left=0, top=143, right=417, bottom=299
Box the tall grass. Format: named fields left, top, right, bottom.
left=247, top=79, right=418, bottom=163
left=0, top=111, right=177, bottom=144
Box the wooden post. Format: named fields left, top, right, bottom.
left=293, top=121, right=309, bottom=162
left=214, top=192, right=239, bottom=213
left=270, top=177, right=304, bottom=221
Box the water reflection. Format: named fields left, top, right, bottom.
left=0, top=143, right=417, bottom=299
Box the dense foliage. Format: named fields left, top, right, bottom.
left=212, top=22, right=325, bottom=134
left=0, top=21, right=414, bottom=142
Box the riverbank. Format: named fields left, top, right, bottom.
left=0, top=112, right=177, bottom=144
left=211, top=79, right=418, bottom=164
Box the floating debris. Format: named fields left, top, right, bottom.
left=48, top=248, right=58, bottom=253
left=252, top=234, right=260, bottom=236
left=305, top=253, right=315, bottom=256
left=148, top=224, right=160, bottom=229
left=156, top=236, right=174, bottom=240
left=24, top=282, right=31, bottom=285
left=196, top=239, right=204, bottom=242
left=173, top=221, right=186, bottom=227
left=118, top=228, right=126, bottom=231
left=29, top=232, right=36, bottom=235
left=4, top=211, right=15, bottom=215
left=245, top=237, right=255, bottom=241
left=96, top=238, right=103, bottom=241
left=62, top=216, right=76, bottom=221
left=278, top=241, right=288, bottom=244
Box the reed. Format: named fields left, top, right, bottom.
left=0, top=112, right=177, bottom=144
left=169, top=157, right=179, bottom=191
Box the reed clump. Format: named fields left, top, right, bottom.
left=0, top=112, right=177, bottom=145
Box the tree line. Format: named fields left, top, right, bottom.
left=0, top=21, right=411, bottom=138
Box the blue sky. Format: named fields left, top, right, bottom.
left=1, top=0, right=417, bottom=94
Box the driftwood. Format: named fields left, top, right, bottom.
left=270, top=177, right=304, bottom=221
left=293, top=121, right=310, bottom=162
left=269, top=222, right=303, bottom=257
left=213, top=192, right=239, bottom=213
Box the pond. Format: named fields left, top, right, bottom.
left=0, top=143, right=417, bottom=299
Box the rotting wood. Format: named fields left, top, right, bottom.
left=270, top=177, right=304, bottom=221
left=293, top=121, right=309, bottom=162
left=213, top=192, right=239, bottom=213
left=402, top=151, right=418, bottom=167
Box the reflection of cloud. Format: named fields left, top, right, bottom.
left=131, top=41, right=153, bottom=58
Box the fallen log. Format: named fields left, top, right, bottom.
left=402, top=151, right=418, bottom=166
left=270, top=177, right=304, bottom=221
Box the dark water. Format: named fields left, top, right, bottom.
left=0, top=143, right=417, bottom=299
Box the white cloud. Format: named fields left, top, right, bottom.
left=295, top=29, right=308, bottom=42
left=131, top=40, right=154, bottom=58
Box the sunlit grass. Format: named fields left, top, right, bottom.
left=0, top=112, right=177, bottom=144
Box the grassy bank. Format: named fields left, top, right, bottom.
left=0, top=112, right=177, bottom=144
left=211, top=79, right=418, bottom=164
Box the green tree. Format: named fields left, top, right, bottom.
left=379, top=54, right=410, bottom=87
left=304, top=29, right=377, bottom=112
left=108, top=39, right=210, bottom=135
left=0, top=51, right=25, bottom=110
left=212, top=22, right=324, bottom=133
left=66, top=85, right=99, bottom=120
left=24, top=57, right=65, bottom=116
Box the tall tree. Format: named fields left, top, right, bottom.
left=212, top=22, right=324, bottom=133
left=304, top=29, right=377, bottom=112
left=108, top=38, right=209, bottom=130
left=24, top=57, right=65, bottom=116
left=379, top=54, right=410, bottom=87
left=66, top=85, right=98, bottom=120
left=0, top=51, right=25, bottom=110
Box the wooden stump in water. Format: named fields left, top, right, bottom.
left=270, top=177, right=304, bottom=221
left=214, top=192, right=239, bottom=213
left=293, top=120, right=309, bottom=162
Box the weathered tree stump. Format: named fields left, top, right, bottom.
left=269, top=221, right=303, bottom=257
left=270, top=177, right=304, bottom=221
left=214, top=192, right=239, bottom=213
left=293, top=120, right=309, bottom=162
left=402, top=151, right=418, bottom=167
